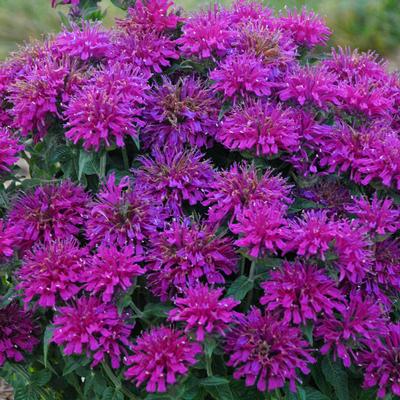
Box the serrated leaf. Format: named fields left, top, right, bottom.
left=31, top=369, right=52, bottom=387
left=226, top=276, right=254, bottom=301
left=321, top=356, right=349, bottom=400
left=102, top=387, right=124, bottom=400
left=304, top=388, right=331, bottom=400
left=204, top=384, right=236, bottom=400
left=200, top=376, right=230, bottom=386
left=143, top=303, right=173, bottom=319
left=78, top=150, right=99, bottom=179
left=63, top=355, right=91, bottom=376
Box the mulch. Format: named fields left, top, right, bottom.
left=0, top=380, right=13, bottom=400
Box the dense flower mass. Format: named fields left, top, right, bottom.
left=52, top=297, right=132, bottom=368
left=260, top=262, right=344, bottom=324
left=1, top=1, right=400, bottom=398
left=0, top=303, right=39, bottom=366
left=169, top=285, right=239, bottom=341
left=125, top=326, right=201, bottom=392
left=226, top=308, right=315, bottom=392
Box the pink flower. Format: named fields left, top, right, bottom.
left=0, top=220, right=17, bottom=259
left=226, top=308, right=315, bottom=392
left=52, top=297, right=133, bottom=368
left=260, top=262, right=345, bottom=324
left=125, top=326, right=201, bottom=392
left=0, top=128, right=23, bottom=172
left=83, top=244, right=144, bottom=303
left=230, top=201, right=288, bottom=257
left=315, top=293, right=387, bottom=368
left=169, top=285, right=239, bottom=341
left=17, top=239, right=87, bottom=308
left=227, top=0, right=273, bottom=25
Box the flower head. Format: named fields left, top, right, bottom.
left=227, top=0, right=273, bottom=25
left=217, top=101, right=299, bottom=156
left=134, top=147, right=214, bottom=215
left=169, top=285, right=239, bottom=341
left=52, top=297, right=133, bottom=368
left=260, top=262, right=344, bottom=324
left=0, top=302, right=39, bottom=366
left=142, top=77, right=220, bottom=149
left=230, top=201, right=288, bottom=257
left=65, top=62, right=149, bottom=150
left=125, top=326, right=201, bottom=392
left=226, top=308, right=315, bottom=392
left=147, top=219, right=237, bottom=301
left=315, top=293, right=387, bottom=367
left=0, top=128, right=23, bottom=172
left=85, top=174, right=163, bottom=251
left=83, top=244, right=144, bottom=303
left=8, top=181, right=88, bottom=251
left=204, top=163, right=292, bottom=225
left=17, top=239, right=87, bottom=308
left=0, top=220, right=17, bottom=259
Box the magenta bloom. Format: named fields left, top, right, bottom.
left=217, top=101, right=299, bottom=156
left=361, top=323, right=400, bottom=398
left=334, top=220, right=373, bottom=284
left=204, top=163, right=292, bottom=225
left=125, top=326, right=201, bottom=393
left=147, top=219, right=238, bottom=301
left=83, top=244, right=144, bottom=303
left=0, top=128, right=23, bottom=172
left=230, top=201, right=288, bottom=258
left=315, top=293, right=387, bottom=368
left=8, top=181, right=88, bottom=250
left=279, top=65, right=340, bottom=109
left=227, top=0, right=273, bottom=25
left=52, top=22, right=112, bottom=62
left=0, top=302, right=39, bottom=367
left=285, top=210, right=336, bottom=259
left=345, top=194, right=399, bottom=235
left=177, top=6, right=235, bottom=59
left=277, top=7, right=331, bottom=48
left=260, top=262, right=344, bottom=324
left=0, top=220, right=17, bottom=259
left=114, top=31, right=179, bottom=75
left=117, top=0, right=180, bottom=33
left=85, top=174, right=163, bottom=251
left=17, top=239, right=86, bottom=308
left=169, top=285, right=239, bottom=341
left=141, top=77, right=220, bottom=149
left=134, top=147, right=214, bottom=215
left=65, top=63, right=149, bottom=150
left=210, top=53, right=274, bottom=101
left=52, top=297, right=133, bottom=368
left=226, top=308, right=315, bottom=392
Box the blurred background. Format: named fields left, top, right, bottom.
left=0, top=0, right=399, bottom=66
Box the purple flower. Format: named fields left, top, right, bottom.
left=204, top=163, right=292, bottom=225
left=334, top=219, right=373, bottom=284
left=141, top=77, right=220, bottom=149
left=0, top=128, right=23, bottom=172
left=315, top=293, right=387, bottom=367
left=85, top=174, right=163, bottom=251
left=361, top=323, right=400, bottom=398
left=227, top=0, right=273, bottom=25
left=65, top=62, right=149, bottom=150
left=345, top=194, right=399, bottom=235
left=0, top=220, right=17, bottom=259
left=217, top=100, right=299, bottom=156
left=147, top=219, right=238, bottom=301
left=117, top=0, right=180, bottom=33
left=169, top=285, right=239, bottom=341
left=277, top=7, right=331, bottom=48
left=52, top=22, right=112, bottom=62
left=279, top=65, right=340, bottom=109
left=125, top=326, right=201, bottom=392
left=8, top=181, right=89, bottom=251
left=83, top=244, right=144, bottom=303
left=16, top=239, right=87, bottom=308
left=210, top=53, right=275, bottom=102
left=177, top=6, right=235, bottom=59
left=226, top=308, right=315, bottom=392
left=230, top=201, right=288, bottom=258
left=285, top=210, right=336, bottom=259
left=114, top=30, right=179, bottom=75
left=52, top=297, right=133, bottom=368
left=134, top=147, right=214, bottom=216
left=0, top=302, right=39, bottom=366
left=260, top=261, right=344, bottom=324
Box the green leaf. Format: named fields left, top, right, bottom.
left=63, top=355, right=91, bottom=376
left=31, top=369, right=52, bottom=387
left=102, top=387, right=124, bottom=400
left=304, top=387, right=331, bottom=400
left=78, top=150, right=100, bottom=179
left=204, top=384, right=236, bottom=400
left=200, top=376, right=230, bottom=386
left=110, top=0, right=135, bottom=10
left=43, top=325, right=54, bottom=368
left=143, top=303, right=173, bottom=319
left=321, top=356, right=349, bottom=400
left=226, top=276, right=254, bottom=301
left=204, top=337, right=217, bottom=359
left=302, top=321, right=314, bottom=345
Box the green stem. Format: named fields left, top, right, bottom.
left=205, top=355, right=213, bottom=377
left=99, top=151, right=107, bottom=179
left=130, top=301, right=144, bottom=318
left=244, top=260, right=257, bottom=310
left=102, top=362, right=137, bottom=400
left=122, top=147, right=130, bottom=170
